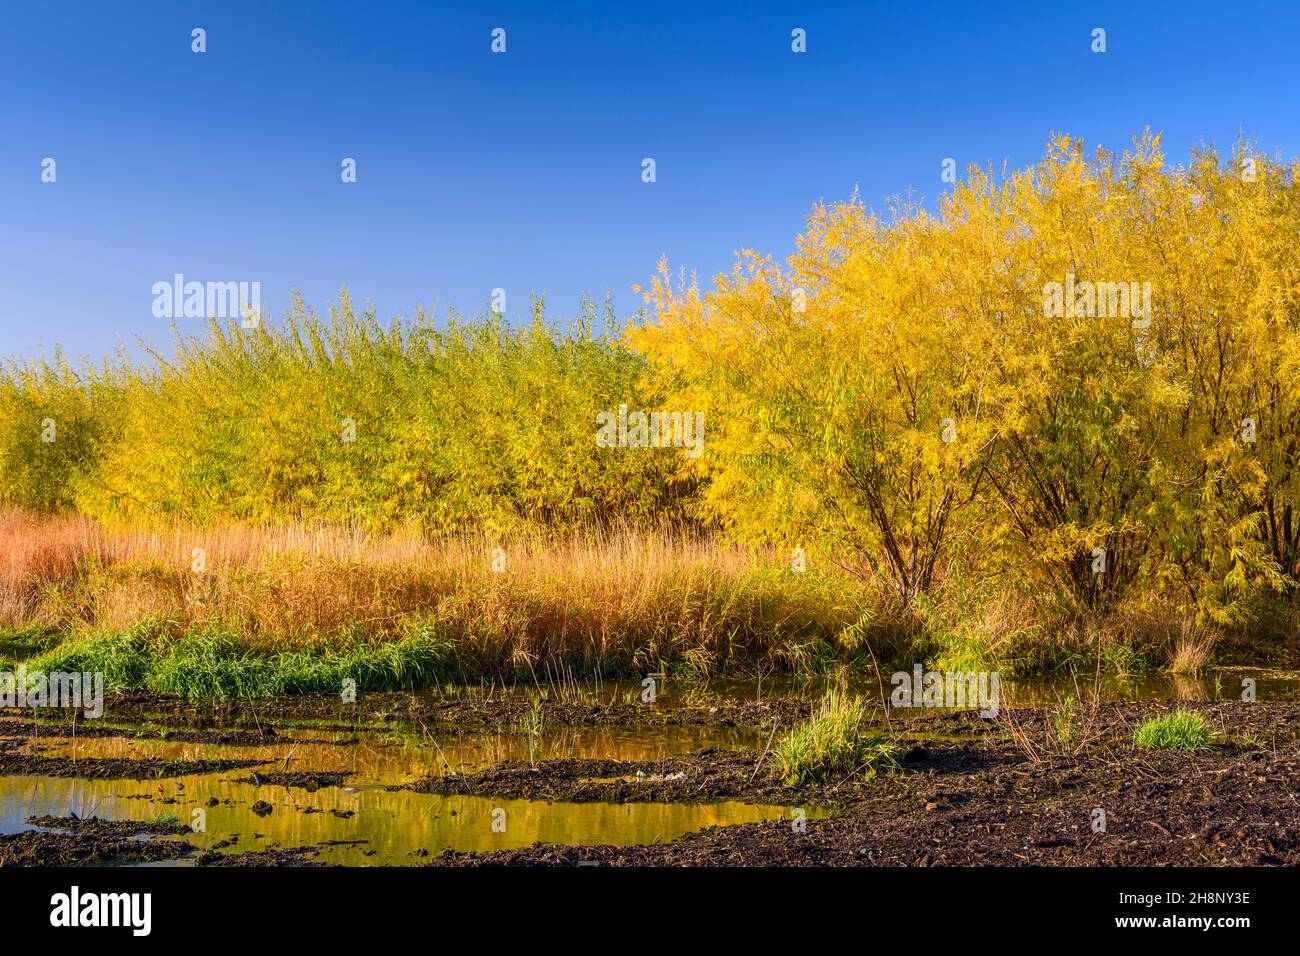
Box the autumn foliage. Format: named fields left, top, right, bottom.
left=2, top=294, right=685, bottom=535
left=633, top=133, right=1300, bottom=625
left=3, top=133, right=1299, bottom=653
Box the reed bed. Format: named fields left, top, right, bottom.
left=1, top=508, right=861, bottom=688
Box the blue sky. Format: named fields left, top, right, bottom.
left=1, top=0, right=1297, bottom=361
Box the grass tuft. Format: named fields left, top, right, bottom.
left=772, top=690, right=897, bottom=786
left=1133, top=709, right=1217, bottom=751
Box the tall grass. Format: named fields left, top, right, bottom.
left=772, top=690, right=898, bottom=785
left=1, top=508, right=867, bottom=688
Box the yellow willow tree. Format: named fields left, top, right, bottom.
left=967, top=134, right=1294, bottom=619
left=631, top=132, right=1299, bottom=620
left=970, top=136, right=1185, bottom=611
left=73, top=293, right=680, bottom=532
left=1239, top=148, right=1300, bottom=594
left=1143, top=142, right=1300, bottom=619
left=630, top=194, right=1010, bottom=607
left=0, top=350, right=126, bottom=512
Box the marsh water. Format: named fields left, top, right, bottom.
left=3, top=666, right=1298, bottom=864
left=1, top=714, right=811, bottom=864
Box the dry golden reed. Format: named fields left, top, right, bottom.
left=1, top=507, right=856, bottom=678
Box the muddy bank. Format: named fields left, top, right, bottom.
left=398, top=747, right=865, bottom=805
left=196, top=845, right=325, bottom=867
left=973, top=698, right=1300, bottom=743
left=237, top=770, right=352, bottom=792
left=429, top=700, right=1300, bottom=866
left=36, top=690, right=1300, bottom=745
left=27, top=814, right=192, bottom=836
left=37, top=691, right=812, bottom=735
left=0, top=716, right=330, bottom=747
left=0, top=829, right=195, bottom=866
left=5, top=697, right=1298, bottom=867
left=0, top=753, right=268, bottom=779
left=403, top=696, right=813, bottom=730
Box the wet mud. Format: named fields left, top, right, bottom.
left=3, top=694, right=1299, bottom=866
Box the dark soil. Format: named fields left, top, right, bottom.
left=6, top=695, right=1300, bottom=867
left=27, top=814, right=191, bottom=836
left=396, top=748, right=846, bottom=804
left=32, top=691, right=810, bottom=735
left=238, top=770, right=352, bottom=791
left=0, top=716, right=329, bottom=747
left=401, top=696, right=812, bottom=731
left=429, top=700, right=1300, bottom=866
left=0, top=753, right=269, bottom=779
left=196, top=845, right=324, bottom=867
left=0, top=829, right=195, bottom=866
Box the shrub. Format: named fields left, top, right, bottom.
left=630, top=133, right=1300, bottom=619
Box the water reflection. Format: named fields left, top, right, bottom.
left=1, top=772, right=805, bottom=865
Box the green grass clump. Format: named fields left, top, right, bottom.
left=28, top=622, right=454, bottom=699
left=772, top=690, right=897, bottom=786
left=0, top=625, right=63, bottom=664
left=27, top=625, right=155, bottom=690
left=1133, top=709, right=1217, bottom=751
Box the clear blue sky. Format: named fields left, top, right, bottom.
left=2, top=0, right=1297, bottom=362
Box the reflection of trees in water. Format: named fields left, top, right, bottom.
left=1, top=771, right=786, bottom=866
